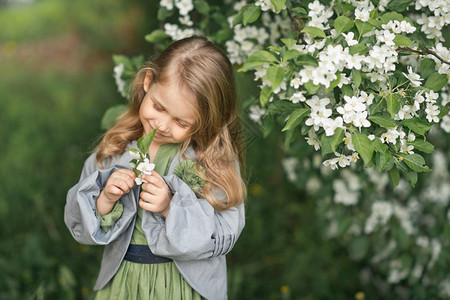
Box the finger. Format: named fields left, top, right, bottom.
left=104, top=185, right=124, bottom=200
left=139, top=199, right=164, bottom=213
left=112, top=170, right=135, bottom=189
left=140, top=190, right=156, bottom=203
left=110, top=177, right=133, bottom=194
left=143, top=172, right=166, bottom=189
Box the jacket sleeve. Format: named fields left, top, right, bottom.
left=64, top=153, right=137, bottom=245
left=141, top=174, right=245, bottom=261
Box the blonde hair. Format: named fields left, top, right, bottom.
left=96, top=36, right=246, bottom=210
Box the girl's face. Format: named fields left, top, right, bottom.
left=139, top=73, right=197, bottom=146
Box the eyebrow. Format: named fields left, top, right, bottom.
left=150, top=95, right=194, bottom=125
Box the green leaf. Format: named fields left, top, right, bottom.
left=145, top=29, right=169, bottom=43
left=334, top=16, right=354, bottom=34
left=193, top=0, right=210, bottom=15
left=341, top=84, right=353, bottom=97
left=157, top=6, right=173, bottom=21
left=137, top=128, right=157, bottom=154
left=355, top=20, right=374, bottom=37
left=297, top=55, right=319, bottom=67
left=283, top=49, right=301, bottom=61
left=270, top=0, right=286, bottom=12
left=349, top=236, right=369, bottom=260
left=386, top=0, right=414, bottom=12
left=291, top=7, right=307, bottom=15
left=239, top=50, right=278, bottom=72
left=352, top=133, right=374, bottom=166
left=351, top=69, right=362, bottom=89
left=349, top=43, right=369, bottom=55
left=419, top=58, right=437, bottom=79
left=282, top=108, right=309, bottom=131
left=394, top=34, right=413, bottom=47
left=389, top=167, right=400, bottom=188
left=266, top=100, right=299, bottom=116
left=368, top=113, right=397, bottom=128
left=380, top=11, right=405, bottom=23
left=304, top=81, right=320, bottom=94
left=424, top=72, right=448, bottom=91
left=232, top=9, right=244, bottom=26
left=301, top=26, right=326, bottom=38
left=260, top=85, right=273, bottom=107
left=242, top=4, right=261, bottom=25
left=375, top=150, right=392, bottom=171
left=281, top=38, right=297, bottom=48
left=266, top=66, right=285, bottom=89
left=408, top=139, right=434, bottom=153
left=439, top=106, right=450, bottom=119
left=320, top=127, right=345, bottom=155
left=101, top=105, right=127, bottom=130
left=386, top=94, right=400, bottom=118
left=404, top=170, right=418, bottom=186
left=402, top=154, right=431, bottom=172
left=284, top=127, right=298, bottom=148
left=402, top=117, right=432, bottom=135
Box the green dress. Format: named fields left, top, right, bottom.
left=95, top=143, right=203, bottom=300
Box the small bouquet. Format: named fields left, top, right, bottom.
left=127, top=128, right=157, bottom=185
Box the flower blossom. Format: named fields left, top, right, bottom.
left=402, top=66, right=423, bottom=87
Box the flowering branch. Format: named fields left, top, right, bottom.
left=127, top=128, right=158, bottom=185
left=397, top=46, right=450, bottom=65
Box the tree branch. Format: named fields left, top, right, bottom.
left=397, top=46, right=450, bottom=66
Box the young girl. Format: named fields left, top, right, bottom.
left=64, top=36, right=246, bottom=300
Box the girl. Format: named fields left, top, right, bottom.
left=65, top=36, right=246, bottom=300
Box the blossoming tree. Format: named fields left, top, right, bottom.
left=108, top=0, right=450, bottom=297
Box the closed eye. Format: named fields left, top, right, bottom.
left=153, top=103, right=164, bottom=112
left=177, top=120, right=188, bottom=128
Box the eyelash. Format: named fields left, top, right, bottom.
left=153, top=103, right=164, bottom=112
left=153, top=103, right=188, bottom=128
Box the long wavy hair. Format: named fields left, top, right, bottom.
left=96, top=36, right=246, bottom=210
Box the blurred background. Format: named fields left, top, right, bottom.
left=0, top=0, right=416, bottom=299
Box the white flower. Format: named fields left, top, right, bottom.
left=282, top=157, right=299, bottom=182
left=136, top=158, right=155, bottom=175
left=365, top=201, right=393, bottom=233
left=343, top=95, right=366, bottom=112
left=160, top=0, right=174, bottom=10
left=323, top=158, right=339, bottom=170
left=323, top=117, right=344, bottom=136
left=425, top=103, right=440, bottom=123
left=381, top=127, right=401, bottom=144
left=355, top=8, right=370, bottom=22
left=425, top=90, right=439, bottom=103
left=441, top=115, right=450, bottom=132
left=344, top=132, right=356, bottom=151
left=347, top=55, right=364, bottom=70
left=249, top=105, right=266, bottom=124
left=402, top=66, right=423, bottom=87
left=342, top=32, right=358, bottom=46
left=255, top=0, right=276, bottom=12
left=113, top=63, right=127, bottom=98
left=290, top=76, right=302, bottom=89
left=175, top=0, right=194, bottom=16
left=179, top=15, right=193, bottom=26
left=290, top=91, right=306, bottom=103
left=377, top=30, right=396, bottom=46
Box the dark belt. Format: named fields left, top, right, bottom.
left=123, top=244, right=173, bottom=264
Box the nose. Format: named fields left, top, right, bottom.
left=155, top=119, right=170, bottom=133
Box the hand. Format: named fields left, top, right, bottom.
left=97, top=169, right=135, bottom=216
left=139, top=171, right=172, bottom=217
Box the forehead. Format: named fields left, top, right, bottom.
left=149, top=79, right=198, bottom=123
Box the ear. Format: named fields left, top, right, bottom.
left=143, top=71, right=152, bottom=93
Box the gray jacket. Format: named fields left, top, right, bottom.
left=64, top=143, right=245, bottom=300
